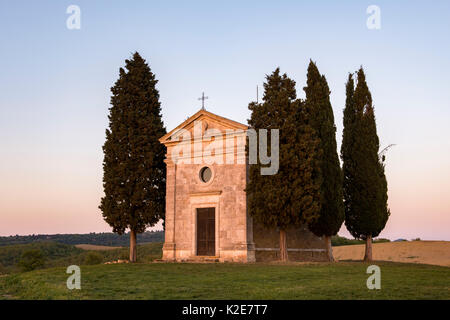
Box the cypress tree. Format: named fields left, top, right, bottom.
left=304, top=61, right=344, bottom=262
left=100, top=52, right=167, bottom=262
left=247, top=68, right=322, bottom=262
left=341, top=68, right=390, bottom=261
left=341, top=74, right=357, bottom=248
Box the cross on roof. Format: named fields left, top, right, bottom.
left=198, top=92, right=209, bottom=110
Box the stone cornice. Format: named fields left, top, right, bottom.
left=189, top=190, right=222, bottom=197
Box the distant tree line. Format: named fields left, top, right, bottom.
left=331, top=235, right=390, bottom=247
left=0, top=231, right=164, bottom=247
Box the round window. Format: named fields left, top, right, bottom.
left=199, top=167, right=212, bottom=183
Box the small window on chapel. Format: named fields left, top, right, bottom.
left=199, top=167, right=212, bottom=183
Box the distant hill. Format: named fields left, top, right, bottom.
left=0, top=231, right=164, bottom=247
left=1, top=232, right=393, bottom=248
left=0, top=241, right=163, bottom=274
left=1, top=232, right=389, bottom=247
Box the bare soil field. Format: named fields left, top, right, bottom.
left=334, top=241, right=450, bottom=267
left=75, top=244, right=122, bottom=251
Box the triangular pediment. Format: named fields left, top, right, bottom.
left=159, top=109, right=248, bottom=145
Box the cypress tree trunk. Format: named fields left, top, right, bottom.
left=324, top=235, right=334, bottom=262
left=364, top=235, right=373, bottom=262
left=129, top=230, right=137, bottom=263
left=279, top=229, right=288, bottom=262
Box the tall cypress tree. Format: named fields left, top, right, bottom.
left=341, top=73, right=357, bottom=248
left=341, top=68, right=390, bottom=261
left=304, top=61, right=344, bottom=261
left=247, top=68, right=321, bottom=261
left=100, top=52, right=166, bottom=262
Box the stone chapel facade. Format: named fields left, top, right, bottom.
left=159, top=109, right=327, bottom=262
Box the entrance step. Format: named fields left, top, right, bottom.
left=153, top=257, right=220, bottom=263
left=190, top=256, right=220, bottom=263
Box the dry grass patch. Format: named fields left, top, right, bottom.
left=334, top=241, right=450, bottom=266
left=75, top=244, right=122, bottom=251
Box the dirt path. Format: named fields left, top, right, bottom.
left=75, top=244, right=122, bottom=251
left=333, top=241, right=450, bottom=267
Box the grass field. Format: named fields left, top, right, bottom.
left=1, top=261, right=449, bottom=300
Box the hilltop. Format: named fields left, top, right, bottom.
left=0, top=231, right=164, bottom=247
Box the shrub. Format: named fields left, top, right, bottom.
left=17, top=249, right=45, bottom=272
left=84, top=251, right=103, bottom=265
left=331, top=235, right=363, bottom=246
left=119, top=251, right=129, bottom=260
left=374, top=238, right=390, bottom=243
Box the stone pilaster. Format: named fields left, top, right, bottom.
left=162, top=160, right=177, bottom=261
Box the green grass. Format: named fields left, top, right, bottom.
left=0, top=242, right=83, bottom=269
left=1, top=261, right=448, bottom=300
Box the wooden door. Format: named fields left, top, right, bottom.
left=196, top=208, right=215, bottom=256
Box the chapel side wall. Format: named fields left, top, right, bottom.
left=252, top=221, right=328, bottom=262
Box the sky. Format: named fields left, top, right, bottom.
left=0, top=0, right=449, bottom=240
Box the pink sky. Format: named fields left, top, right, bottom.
left=1, top=137, right=449, bottom=240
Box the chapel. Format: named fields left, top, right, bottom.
left=159, top=109, right=327, bottom=262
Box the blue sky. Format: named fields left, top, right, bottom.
left=1, top=1, right=449, bottom=240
